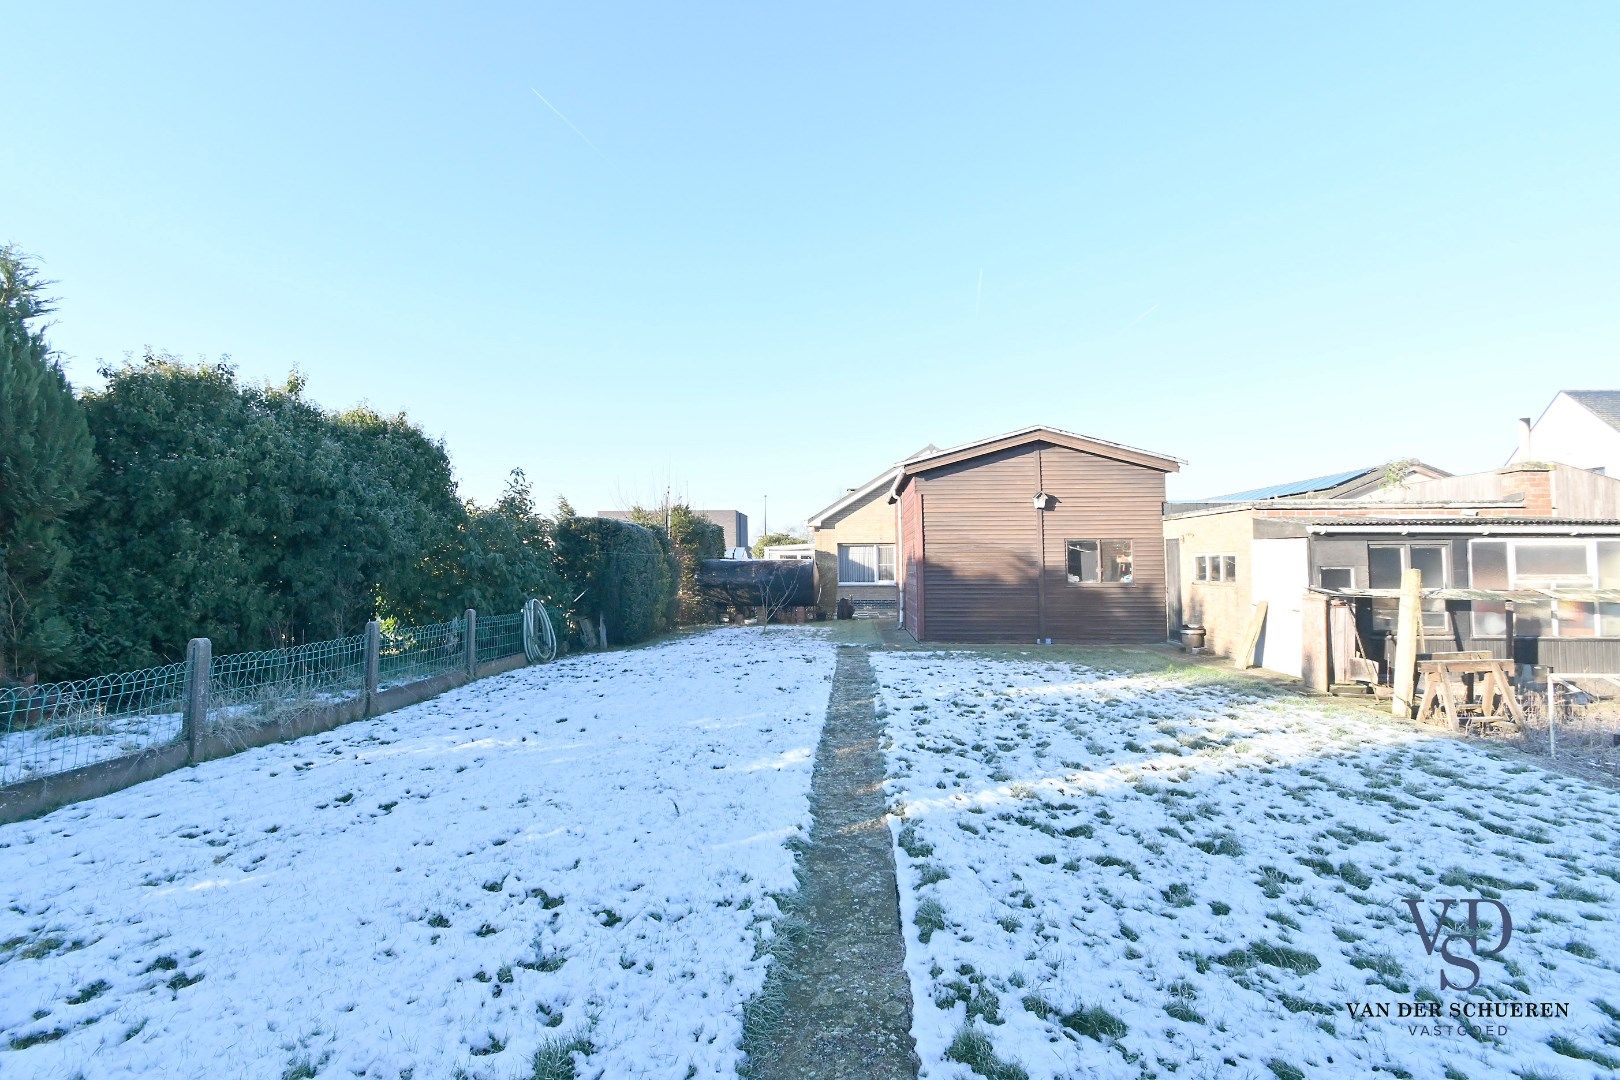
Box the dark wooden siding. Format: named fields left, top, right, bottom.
left=919, top=445, right=1042, bottom=642
left=1038, top=446, right=1169, bottom=643
left=900, top=480, right=925, bottom=638
left=911, top=442, right=1169, bottom=643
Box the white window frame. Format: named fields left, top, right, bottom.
left=1194, top=553, right=1237, bottom=584
left=1067, top=539, right=1135, bottom=585
left=1467, top=537, right=1618, bottom=638
left=837, top=543, right=896, bottom=586
left=1367, top=542, right=1450, bottom=591
left=1318, top=567, right=1355, bottom=590
left=1368, top=543, right=1450, bottom=633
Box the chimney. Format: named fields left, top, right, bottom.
left=1517, top=417, right=1533, bottom=460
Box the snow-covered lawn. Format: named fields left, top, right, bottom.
left=875, top=650, right=1620, bottom=1080
left=1, top=628, right=833, bottom=1080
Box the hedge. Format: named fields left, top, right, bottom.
left=552, top=516, right=680, bottom=646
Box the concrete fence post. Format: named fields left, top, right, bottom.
left=364, top=619, right=381, bottom=713
left=465, top=608, right=477, bottom=678
left=183, top=637, right=212, bottom=764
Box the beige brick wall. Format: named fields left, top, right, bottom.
left=812, top=488, right=899, bottom=611
left=1163, top=510, right=1256, bottom=659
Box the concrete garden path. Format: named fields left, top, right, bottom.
left=746, top=645, right=919, bottom=1079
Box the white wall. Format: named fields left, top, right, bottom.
left=1511, top=393, right=1620, bottom=475
left=1251, top=538, right=1308, bottom=678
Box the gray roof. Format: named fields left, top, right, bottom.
left=1566, top=391, right=1620, bottom=433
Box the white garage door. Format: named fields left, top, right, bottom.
left=1251, top=538, right=1308, bottom=677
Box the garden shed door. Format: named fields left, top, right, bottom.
left=1251, top=538, right=1308, bottom=677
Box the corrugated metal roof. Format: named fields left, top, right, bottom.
left=1202, top=466, right=1376, bottom=503
left=1566, top=390, right=1620, bottom=433
left=1303, top=517, right=1620, bottom=528
left=1327, top=587, right=1620, bottom=602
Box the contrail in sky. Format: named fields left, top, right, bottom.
left=531, top=88, right=603, bottom=156
left=1120, top=303, right=1159, bottom=334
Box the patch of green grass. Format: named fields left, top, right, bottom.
left=470, top=1033, right=508, bottom=1056
left=281, top=1058, right=319, bottom=1080
left=1257, top=866, right=1302, bottom=899
left=1209, top=900, right=1232, bottom=916
left=11, top=934, right=67, bottom=961
left=1193, top=834, right=1245, bottom=858
left=1277, top=992, right=1335, bottom=1016
left=1089, top=854, right=1140, bottom=879
left=1267, top=1060, right=1307, bottom=1080
left=916, top=899, right=947, bottom=944
left=1266, top=910, right=1302, bottom=932
left=1160, top=883, right=1195, bottom=908
left=66, top=979, right=111, bottom=1005
left=918, top=863, right=951, bottom=885
left=1325, top=823, right=1389, bottom=845
left=1552, top=882, right=1609, bottom=904
left=530, top=1034, right=594, bottom=1080
left=427, top=913, right=451, bottom=928
left=1547, top=1034, right=1620, bottom=1069
left=1060, top=1003, right=1128, bottom=1042
left=9, top=1027, right=69, bottom=1050
left=1165, top=1000, right=1204, bottom=1024
left=1338, top=861, right=1373, bottom=890
left=1021, top=994, right=1054, bottom=1021
left=944, top=1023, right=1028, bottom=1080
left=1564, top=940, right=1599, bottom=960
left=1215, top=941, right=1320, bottom=975
left=935, top=977, right=1003, bottom=1026
left=898, top=824, right=934, bottom=859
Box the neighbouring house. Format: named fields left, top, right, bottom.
left=1509, top=391, right=1620, bottom=476
left=598, top=508, right=750, bottom=551
left=888, top=426, right=1181, bottom=643
left=1164, top=463, right=1620, bottom=679
left=807, top=461, right=917, bottom=618
left=761, top=543, right=815, bottom=562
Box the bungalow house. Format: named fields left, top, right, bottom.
left=807, top=463, right=912, bottom=618
left=888, top=426, right=1181, bottom=643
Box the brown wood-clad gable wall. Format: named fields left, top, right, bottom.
left=900, top=479, right=926, bottom=638
left=913, top=441, right=1168, bottom=643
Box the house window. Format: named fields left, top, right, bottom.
left=1067, top=540, right=1133, bottom=584
left=1367, top=544, right=1449, bottom=632
left=1368, top=544, right=1447, bottom=589
left=1318, top=567, right=1353, bottom=591
left=838, top=544, right=896, bottom=584
left=1195, top=554, right=1237, bottom=584
left=1468, top=538, right=1618, bottom=638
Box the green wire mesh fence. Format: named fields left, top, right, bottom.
left=476, top=611, right=525, bottom=664
left=2, top=605, right=548, bottom=792
left=379, top=615, right=468, bottom=688
left=207, top=633, right=369, bottom=739
left=0, top=662, right=190, bottom=785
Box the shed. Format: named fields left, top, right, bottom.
left=890, top=426, right=1181, bottom=643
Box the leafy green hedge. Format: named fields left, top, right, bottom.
left=552, top=516, right=679, bottom=646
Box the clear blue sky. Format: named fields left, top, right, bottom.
left=6, top=3, right=1618, bottom=533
